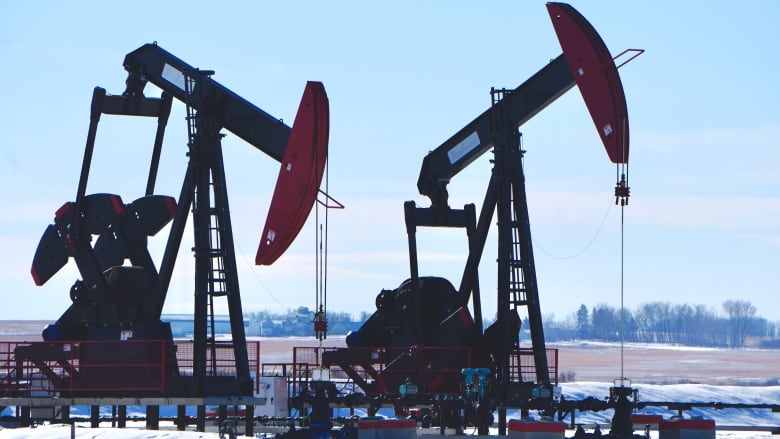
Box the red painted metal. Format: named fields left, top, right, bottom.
left=256, top=81, right=329, bottom=265
left=508, top=419, right=566, bottom=433
left=54, top=202, right=72, bottom=220
left=358, top=420, right=417, bottom=429
left=2, top=340, right=169, bottom=395
left=632, top=414, right=662, bottom=424
left=659, top=418, right=716, bottom=431
left=299, top=346, right=558, bottom=398
left=30, top=266, right=42, bottom=287
left=0, top=340, right=260, bottom=396
left=547, top=2, right=629, bottom=164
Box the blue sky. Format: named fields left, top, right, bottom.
left=1, top=2, right=778, bottom=325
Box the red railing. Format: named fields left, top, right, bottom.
left=290, top=346, right=558, bottom=398
left=174, top=340, right=262, bottom=394
left=0, top=340, right=169, bottom=395
left=0, top=340, right=553, bottom=398
left=0, top=340, right=261, bottom=396
left=512, top=347, right=559, bottom=385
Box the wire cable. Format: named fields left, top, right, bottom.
left=616, top=160, right=629, bottom=383
left=235, top=240, right=286, bottom=309
left=620, top=199, right=625, bottom=380
left=533, top=194, right=614, bottom=260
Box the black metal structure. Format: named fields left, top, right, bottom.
left=331, top=3, right=637, bottom=433
left=404, top=57, right=577, bottom=433
left=30, top=43, right=301, bottom=396
left=410, top=54, right=575, bottom=390
left=323, top=54, right=578, bottom=435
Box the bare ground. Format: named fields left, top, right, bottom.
left=549, top=341, right=779, bottom=385
left=2, top=322, right=777, bottom=386
left=256, top=337, right=779, bottom=386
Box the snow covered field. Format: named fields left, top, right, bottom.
left=0, top=424, right=220, bottom=438
left=0, top=382, right=776, bottom=438
left=559, top=382, right=779, bottom=427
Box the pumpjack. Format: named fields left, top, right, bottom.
left=322, top=2, right=638, bottom=435
left=27, top=43, right=328, bottom=396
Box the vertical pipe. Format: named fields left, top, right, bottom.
left=20, top=406, right=30, bottom=427
left=197, top=405, right=206, bottom=432
left=404, top=201, right=424, bottom=345
left=177, top=405, right=187, bottom=431
left=90, top=405, right=99, bottom=428
left=245, top=405, right=255, bottom=437
left=464, top=204, right=483, bottom=332
left=118, top=405, right=126, bottom=428
left=60, top=405, right=70, bottom=425
left=146, top=405, right=160, bottom=430
left=145, top=92, right=173, bottom=196
left=73, top=88, right=106, bottom=238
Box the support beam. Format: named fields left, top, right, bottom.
left=177, top=405, right=187, bottom=431
left=244, top=405, right=255, bottom=437
left=146, top=405, right=160, bottom=430
left=118, top=405, right=127, bottom=428
left=197, top=405, right=206, bottom=432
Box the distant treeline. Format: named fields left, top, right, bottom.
left=245, top=307, right=365, bottom=337
left=537, top=300, right=779, bottom=348
left=246, top=300, right=779, bottom=349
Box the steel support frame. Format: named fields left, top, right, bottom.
left=154, top=71, right=251, bottom=395
left=404, top=117, right=551, bottom=434
left=490, top=100, right=549, bottom=389
left=404, top=201, right=480, bottom=342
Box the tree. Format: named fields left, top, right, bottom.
left=722, top=300, right=757, bottom=348
left=689, top=304, right=725, bottom=346
left=591, top=304, right=620, bottom=341
left=619, top=307, right=638, bottom=342
left=575, top=304, right=591, bottom=339
left=359, top=311, right=373, bottom=324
